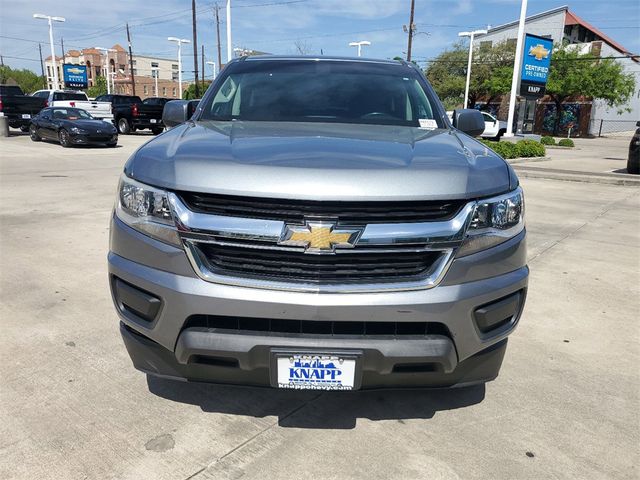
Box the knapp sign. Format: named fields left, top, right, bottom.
left=63, top=64, right=88, bottom=89
left=520, top=34, right=553, bottom=97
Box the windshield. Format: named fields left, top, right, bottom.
left=199, top=60, right=440, bottom=127
left=53, top=92, right=87, bottom=102
left=52, top=108, right=94, bottom=120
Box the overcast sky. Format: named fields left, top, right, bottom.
left=1, top=0, right=639, bottom=79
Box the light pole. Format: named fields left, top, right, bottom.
left=96, top=47, right=117, bottom=94
left=168, top=37, right=190, bottom=99
left=33, top=14, right=65, bottom=90
left=505, top=0, right=528, bottom=137
left=206, top=61, right=217, bottom=80
left=458, top=29, right=487, bottom=109
left=348, top=41, right=371, bottom=57
left=226, top=0, right=232, bottom=63
left=151, top=67, right=159, bottom=96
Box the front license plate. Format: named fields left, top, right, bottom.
left=276, top=354, right=356, bottom=390
left=21, top=114, right=31, bottom=119
left=150, top=119, right=157, bottom=123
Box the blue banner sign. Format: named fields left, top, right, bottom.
left=63, top=64, right=88, bottom=89
left=520, top=34, right=553, bottom=85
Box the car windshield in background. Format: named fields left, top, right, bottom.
left=199, top=60, right=440, bottom=127
left=52, top=108, right=94, bottom=120
left=53, top=92, right=87, bottom=102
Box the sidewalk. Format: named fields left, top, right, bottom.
left=507, top=136, right=639, bottom=186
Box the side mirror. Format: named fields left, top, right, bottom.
left=162, top=100, right=194, bottom=128
left=452, top=109, right=485, bottom=137
left=636, top=120, right=640, bottom=127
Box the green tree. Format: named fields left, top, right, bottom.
left=546, top=45, right=636, bottom=134
left=425, top=40, right=515, bottom=110
left=0, top=65, right=44, bottom=94
left=183, top=80, right=212, bottom=100
left=87, top=75, right=107, bottom=98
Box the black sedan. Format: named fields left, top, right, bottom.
left=29, top=107, right=118, bottom=147
left=627, top=121, right=640, bottom=174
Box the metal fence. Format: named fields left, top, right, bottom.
left=589, top=119, right=639, bottom=137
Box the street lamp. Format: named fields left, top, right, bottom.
left=458, top=29, right=487, bottom=109
left=151, top=67, right=159, bottom=97
left=206, top=61, right=217, bottom=80
left=168, top=37, right=190, bottom=99
left=349, top=41, right=371, bottom=57
left=96, top=47, right=117, bottom=94
left=33, top=13, right=65, bottom=90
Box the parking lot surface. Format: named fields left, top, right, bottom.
left=1, top=133, right=638, bottom=480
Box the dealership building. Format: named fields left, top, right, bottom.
left=475, top=5, right=639, bottom=136
left=45, top=44, right=186, bottom=99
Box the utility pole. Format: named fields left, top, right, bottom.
left=406, top=0, right=415, bottom=62
left=61, top=37, right=65, bottom=60
left=126, top=23, right=136, bottom=96
left=192, top=0, right=200, bottom=98
left=38, top=43, right=46, bottom=88
left=215, top=4, right=222, bottom=70
left=201, top=44, right=205, bottom=91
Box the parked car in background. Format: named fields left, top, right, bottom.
left=479, top=111, right=507, bottom=140
left=628, top=121, right=640, bottom=174
left=29, top=107, right=117, bottom=148
left=31, top=90, right=114, bottom=123
left=0, top=85, right=47, bottom=131
left=94, top=94, right=164, bottom=135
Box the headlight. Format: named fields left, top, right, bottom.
left=115, top=174, right=181, bottom=247
left=457, top=187, right=524, bottom=256
left=69, top=127, right=87, bottom=134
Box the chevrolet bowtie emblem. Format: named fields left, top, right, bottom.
left=528, top=44, right=550, bottom=61
left=279, top=222, right=362, bottom=253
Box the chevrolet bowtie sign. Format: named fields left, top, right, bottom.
left=63, top=64, right=88, bottom=89
left=519, top=34, right=553, bottom=98
left=278, top=222, right=362, bottom=253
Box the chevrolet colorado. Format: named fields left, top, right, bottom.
left=109, top=56, right=528, bottom=390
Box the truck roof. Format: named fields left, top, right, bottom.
left=240, top=55, right=407, bottom=66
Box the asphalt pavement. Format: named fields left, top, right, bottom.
left=1, top=133, right=638, bottom=480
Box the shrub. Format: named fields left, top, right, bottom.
left=516, top=140, right=546, bottom=158
left=540, top=136, right=556, bottom=145
left=558, top=138, right=575, bottom=147
left=480, top=139, right=519, bottom=159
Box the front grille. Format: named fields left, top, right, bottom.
left=178, top=192, right=464, bottom=224
left=196, top=243, right=442, bottom=283
left=185, top=315, right=451, bottom=338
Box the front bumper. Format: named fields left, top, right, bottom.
left=71, top=133, right=117, bottom=145
left=132, top=119, right=163, bottom=129
left=108, top=215, right=528, bottom=389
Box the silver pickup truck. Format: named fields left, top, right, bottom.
left=108, top=56, right=528, bottom=391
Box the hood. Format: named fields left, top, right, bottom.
left=126, top=121, right=512, bottom=201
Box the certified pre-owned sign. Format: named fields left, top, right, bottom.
left=63, top=64, right=88, bottom=89
left=519, top=34, right=553, bottom=98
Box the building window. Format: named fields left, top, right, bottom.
left=162, top=87, right=167, bottom=96
left=172, top=64, right=178, bottom=70
left=172, top=72, right=179, bottom=81
left=143, top=85, right=147, bottom=95
left=172, top=87, right=176, bottom=96
left=133, top=69, right=137, bottom=75
left=151, top=62, right=159, bottom=68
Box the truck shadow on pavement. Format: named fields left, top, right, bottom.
left=146, top=375, right=485, bottom=429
